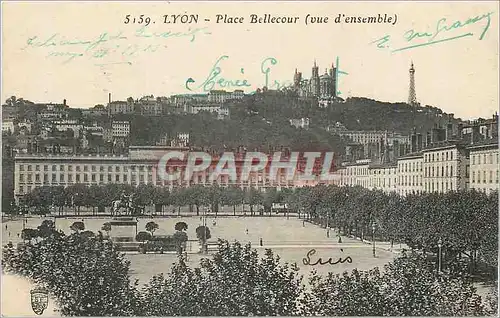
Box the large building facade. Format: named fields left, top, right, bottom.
left=13, top=147, right=334, bottom=203
left=468, top=141, right=499, bottom=194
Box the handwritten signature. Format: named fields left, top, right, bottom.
left=370, top=11, right=494, bottom=53
left=185, top=55, right=349, bottom=95
left=21, top=26, right=211, bottom=65
left=302, top=248, right=353, bottom=266
left=185, top=55, right=293, bottom=93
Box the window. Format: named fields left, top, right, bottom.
left=489, top=171, right=493, bottom=183
left=76, top=166, right=81, bottom=172
left=441, top=166, right=444, bottom=177
left=60, top=165, right=64, bottom=171
left=446, top=152, right=449, bottom=161
left=84, top=174, right=88, bottom=182
left=483, top=171, right=486, bottom=184
left=84, top=166, right=88, bottom=172
left=108, top=175, right=112, bottom=182
left=44, top=165, right=48, bottom=171
left=123, top=174, right=128, bottom=182
left=100, top=166, right=104, bottom=172
left=19, top=165, right=25, bottom=171
left=472, top=155, right=475, bottom=165
left=19, top=174, right=25, bottom=182
left=68, top=165, right=73, bottom=171
left=100, top=174, right=104, bottom=182
left=27, top=165, right=33, bottom=172
left=60, top=174, right=65, bottom=182
left=115, top=175, right=120, bottom=182
left=92, top=174, right=96, bottom=182
left=108, top=166, right=112, bottom=172
left=68, top=175, right=73, bottom=182
left=19, top=186, right=24, bottom=194
left=450, top=152, right=453, bottom=160
left=52, top=165, right=56, bottom=171
left=76, top=175, right=80, bottom=182
left=91, top=166, right=96, bottom=172
left=52, top=174, right=56, bottom=182
left=35, top=165, right=40, bottom=171
left=116, top=166, right=120, bottom=172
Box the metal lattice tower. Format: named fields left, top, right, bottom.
left=408, top=61, right=417, bottom=106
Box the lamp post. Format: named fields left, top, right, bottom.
left=326, top=208, right=330, bottom=238
left=372, top=222, right=376, bottom=258
left=437, top=238, right=443, bottom=273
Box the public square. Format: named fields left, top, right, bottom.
left=2, top=216, right=396, bottom=285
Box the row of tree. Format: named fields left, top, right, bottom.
left=18, top=183, right=289, bottom=216
left=2, top=227, right=497, bottom=316
left=285, top=185, right=498, bottom=274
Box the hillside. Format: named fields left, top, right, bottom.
left=126, top=92, right=460, bottom=153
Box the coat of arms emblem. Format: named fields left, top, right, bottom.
left=30, top=287, right=49, bottom=315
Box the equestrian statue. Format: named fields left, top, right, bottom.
left=111, top=191, right=144, bottom=216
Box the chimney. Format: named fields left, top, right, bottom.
left=109, top=93, right=112, bottom=104
left=471, top=125, right=480, bottom=144
left=492, top=120, right=498, bottom=139
left=426, top=131, right=432, bottom=146
left=431, top=128, right=441, bottom=144
left=416, top=133, right=423, bottom=151
left=457, top=123, right=463, bottom=140
left=411, top=134, right=417, bottom=153
left=392, top=140, right=399, bottom=158
left=446, top=123, right=453, bottom=141
left=63, top=99, right=67, bottom=106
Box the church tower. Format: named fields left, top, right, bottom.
left=293, top=68, right=302, bottom=90
left=329, top=62, right=337, bottom=98
left=311, top=60, right=320, bottom=97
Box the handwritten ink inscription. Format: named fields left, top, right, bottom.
left=302, top=248, right=353, bottom=266
left=21, top=26, right=211, bottom=65
left=370, top=11, right=494, bottom=53
left=186, top=55, right=349, bottom=95
left=185, top=55, right=293, bottom=93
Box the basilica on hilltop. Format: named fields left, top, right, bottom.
left=293, top=60, right=337, bottom=99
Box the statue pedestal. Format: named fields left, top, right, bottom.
left=109, top=217, right=138, bottom=243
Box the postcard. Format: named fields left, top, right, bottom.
left=1, top=1, right=498, bottom=317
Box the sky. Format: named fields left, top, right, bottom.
left=2, top=1, right=499, bottom=120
